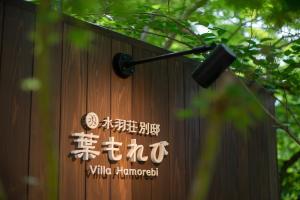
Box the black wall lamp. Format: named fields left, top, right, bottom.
left=112, top=44, right=236, bottom=88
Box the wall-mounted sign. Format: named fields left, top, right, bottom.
left=69, top=112, right=169, bottom=177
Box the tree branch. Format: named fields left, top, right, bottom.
left=226, top=18, right=257, bottom=43
left=280, top=150, right=300, bottom=181
left=278, top=37, right=300, bottom=48
left=136, top=12, right=205, bottom=44
left=107, top=26, right=194, bottom=48
left=227, top=21, right=243, bottom=42
left=163, top=0, right=209, bottom=49
left=274, top=96, right=300, bottom=131
left=241, top=80, right=300, bottom=146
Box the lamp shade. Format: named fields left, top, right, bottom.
left=192, top=44, right=236, bottom=88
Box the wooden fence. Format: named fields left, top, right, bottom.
left=0, top=1, right=279, bottom=199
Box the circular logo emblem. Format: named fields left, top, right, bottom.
left=85, top=112, right=99, bottom=129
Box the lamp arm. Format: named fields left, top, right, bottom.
left=126, top=45, right=215, bottom=67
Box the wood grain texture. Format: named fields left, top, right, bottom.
left=86, top=30, right=111, bottom=200
left=0, top=0, right=3, bottom=91
left=207, top=72, right=249, bottom=200
left=220, top=124, right=239, bottom=200
left=0, top=1, right=3, bottom=68
left=131, top=47, right=153, bottom=200
left=59, top=23, right=87, bottom=200
left=168, top=59, right=186, bottom=200
left=0, top=4, right=34, bottom=199
left=110, top=39, right=132, bottom=200
left=236, top=131, right=250, bottom=200
left=264, top=94, right=279, bottom=200
left=248, top=108, right=271, bottom=200
left=150, top=56, right=170, bottom=200
left=183, top=62, right=201, bottom=198
left=265, top=95, right=279, bottom=200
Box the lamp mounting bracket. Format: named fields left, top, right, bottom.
left=112, top=44, right=236, bottom=88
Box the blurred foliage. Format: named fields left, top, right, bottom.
left=0, top=180, right=5, bottom=200
left=21, top=78, right=41, bottom=91
left=178, top=81, right=264, bottom=134
left=27, top=0, right=300, bottom=199
left=67, top=27, right=94, bottom=48
left=24, top=0, right=61, bottom=199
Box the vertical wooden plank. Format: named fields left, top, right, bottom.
left=236, top=131, right=250, bottom=200
left=248, top=89, right=271, bottom=200
left=219, top=74, right=248, bottom=200
left=203, top=78, right=224, bottom=200
left=183, top=62, right=201, bottom=197
left=248, top=125, right=271, bottom=199
left=59, top=23, right=87, bottom=200
left=260, top=92, right=279, bottom=200
left=0, top=4, right=34, bottom=199
left=206, top=135, right=222, bottom=200
left=169, top=59, right=186, bottom=200
left=85, top=31, right=111, bottom=200
left=0, top=1, right=3, bottom=68
left=28, top=22, right=62, bottom=200
left=220, top=124, right=239, bottom=200
left=265, top=95, right=279, bottom=200
left=150, top=57, right=169, bottom=200
left=131, top=47, right=152, bottom=200
left=231, top=77, right=251, bottom=200
left=110, top=39, right=132, bottom=200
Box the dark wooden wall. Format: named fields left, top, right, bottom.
left=0, top=1, right=279, bottom=200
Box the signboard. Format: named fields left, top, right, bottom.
left=70, top=112, right=169, bottom=178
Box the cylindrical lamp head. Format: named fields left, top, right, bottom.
left=192, top=44, right=236, bottom=88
